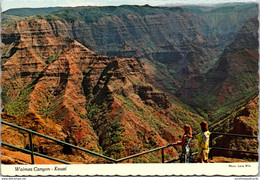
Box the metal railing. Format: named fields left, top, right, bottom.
left=209, top=132, right=258, bottom=160
left=1, top=120, right=258, bottom=164
left=115, top=144, right=175, bottom=163
left=1, top=120, right=117, bottom=164
left=1, top=120, right=176, bottom=164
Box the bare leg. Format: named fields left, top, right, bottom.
left=197, top=158, right=203, bottom=163
left=202, top=159, right=209, bottom=163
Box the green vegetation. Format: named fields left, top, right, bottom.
left=78, top=113, right=88, bottom=119
left=190, top=92, right=217, bottom=112
left=169, top=98, right=196, bottom=114
left=115, top=93, right=203, bottom=152
left=212, top=87, right=258, bottom=122
left=53, top=7, right=111, bottom=23
left=200, top=58, right=219, bottom=73
left=146, top=152, right=161, bottom=163
left=53, top=10, right=80, bottom=22
left=2, top=14, right=26, bottom=27
left=87, top=102, right=125, bottom=158
left=35, top=14, right=62, bottom=22
left=46, top=56, right=57, bottom=64
left=46, top=51, right=60, bottom=64
left=53, top=5, right=168, bottom=23
left=34, top=89, right=64, bottom=119
left=49, top=5, right=189, bottom=24
left=133, top=157, right=149, bottom=163
left=115, top=94, right=162, bottom=130
left=147, top=60, right=178, bottom=94
left=103, top=118, right=125, bottom=159
left=4, top=85, right=34, bottom=117
left=171, top=108, right=202, bottom=130
left=3, top=7, right=71, bottom=17
left=1, top=88, right=14, bottom=106
left=2, top=14, right=62, bottom=27
left=87, top=103, right=106, bottom=128
left=86, top=93, right=179, bottom=161
left=56, top=108, right=69, bottom=123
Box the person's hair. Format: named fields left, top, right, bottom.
left=184, top=124, right=192, bottom=137
left=200, top=121, right=208, bottom=132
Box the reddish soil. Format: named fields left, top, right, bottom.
left=1, top=148, right=62, bottom=164
left=209, top=156, right=248, bottom=163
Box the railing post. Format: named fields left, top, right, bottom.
left=210, top=133, right=213, bottom=160
left=162, top=148, right=165, bottom=163
left=29, top=132, right=35, bottom=164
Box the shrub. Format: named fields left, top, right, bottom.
left=4, top=85, right=34, bottom=117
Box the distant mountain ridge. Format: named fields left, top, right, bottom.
left=3, top=7, right=71, bottom=16
left=161, top=2, right=257, bottom=7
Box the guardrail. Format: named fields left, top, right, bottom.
left=115, top=144, right=176, bottom=163
left=1, top=120, right=258, bottom=164
left=1, top=120, right=176, bottom=164
left=1, top=120, right=117, bottom=164
left=209, top=132, right=258, bottom=160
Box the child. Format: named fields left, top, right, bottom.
left=196, top=121, right=211, bottom=163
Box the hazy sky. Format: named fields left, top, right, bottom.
left=1, top=0, right=258, bottom=12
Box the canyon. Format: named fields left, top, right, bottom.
left=1, top=3, right=258, bottom=163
